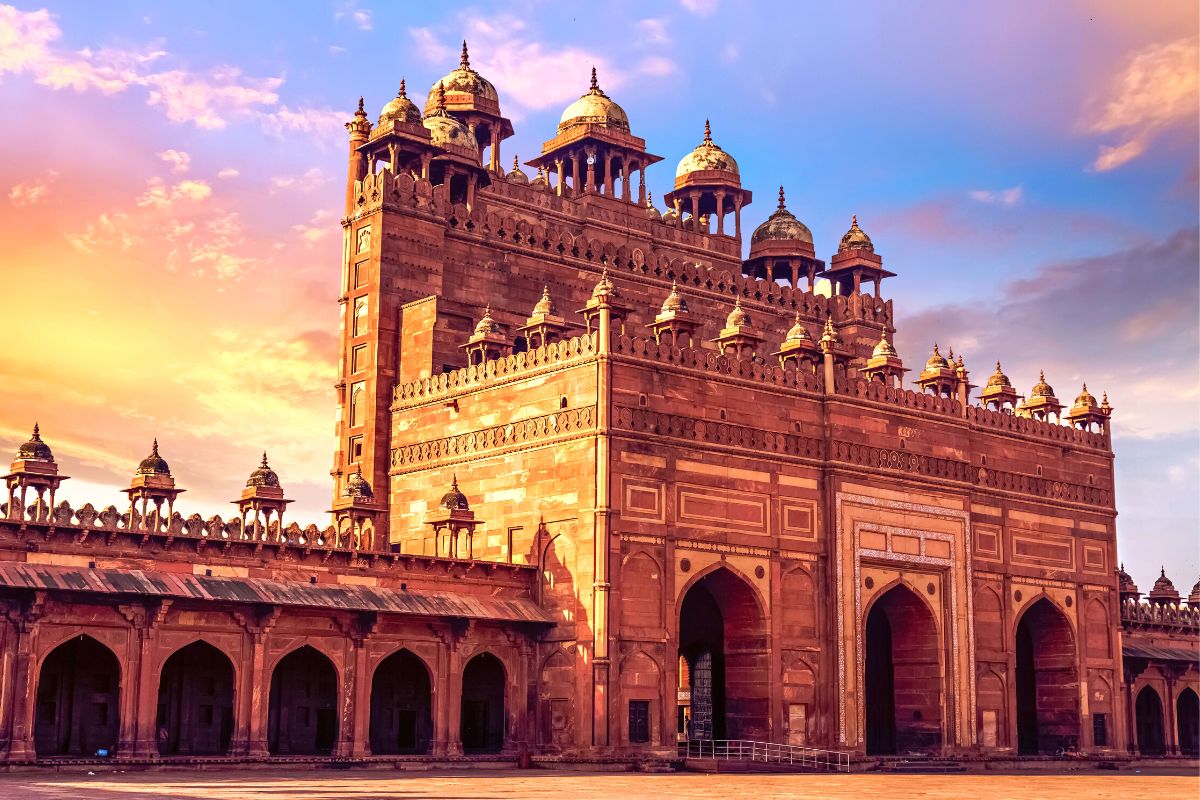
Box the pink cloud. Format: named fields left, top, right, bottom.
left=8, top=169, right=58, bottom=206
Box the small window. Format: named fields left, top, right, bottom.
left=349, top=381, right=366, bottom=427
left=560, top=396, right=568, bottom=409
left=348, top=435, right=364, bottom=463
left=351, top=344, right=368, bottom=374
left=629, top=700, right=650, bottom=744
left=353, top=296, right=368, bottom=337
left=353, top=260, right=368, bottom=289
left=1093, top=713, right=1107, bottom=747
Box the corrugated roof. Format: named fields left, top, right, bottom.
left=1123, top=643, right=1199, bottom=663
left=0, top=562, right=553, bottom=625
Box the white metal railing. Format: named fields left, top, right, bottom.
left=680, top=739, right=850, bottom=773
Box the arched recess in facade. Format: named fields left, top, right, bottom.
left=863, top=583, right=943, bottom=755
left=1135, top=685, right=1166, bottom=756
left=34, top=634, right=121, bottom=757
left=157, top=640, right=236, bottom=756
left=369, top=648, right=433, bottom=755
left=1014, top=597, right=1079, bottom=755
left=677, top=566, right=769, bottom=741
left=460, top=652, right=506, bottom=753
left=267, top=645, right=339, bottom=755
left=1177, top=687, right=1200, bottom=756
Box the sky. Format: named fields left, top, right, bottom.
left=0, top=1, right=1196, bottom=593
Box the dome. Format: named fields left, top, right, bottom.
left=379, top=78, right=421, bottom=126
left=725, top=298, right=751, bottom=328
left=987, top=361, right=1012, bottom=388
left=439, top=475, right=469, bottom=510
left=750, top=187, right=813, bottom=246
left=427, top=41, right=499, bottom=107
left=506, top=155, right=529, bottom=185
left=136, top=439, right=171, bottom=476
left=676, top=119, right=739, bottom=179
left=1189, top=578, right=1200, bottom=606
left=660, top=281, right=688, bottom=315
left=16, top=423, right=53, bottom=461
left=872, top=332, right=898, bottom=359
left=1073, top=383, right=1098, bottom=408
left=925, top=344, right=949, bottom=371
left=1117, top=563, right=1139, bottom=594
left=1031, top=370, right=1055, bottom=398
left=246, top=452, right=280, bottom=488
left=473, top=305, right=500, bottom=336
left=645, top=192, right=661, bottom=221
left=591, top=269, right=620, bottom=302
left=529, top=166, right=549, bottom=190
left=342, top=469, right=373, bottom=499
left=837, top=214, right=874, bottom=254
left=531, top=286, right=556, bottom=316
left=1151, top=567, right=1177, bottom=595
left=423, top=83, right=479, bottom=156
left=558, top=68, right=630, bottom=133
left=784, top=314, right=812, bottom=342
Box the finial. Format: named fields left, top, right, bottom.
left=1039, top=369, right=1045, bottom=380
left=542, top=285, right=551, bottom=298
left=778, top=185, right=786, bottom=210
left=151, top=438, right=160, bottom=455
left=589, top=65, right=599, bottom=92
left=646, top=190, right=654, bottom=207
left=482, top=302, right=491, bottom=317
left=851, top=213, right=858, bottom=227
left=31, top=422, right=40, bottom=439
left=513, top=155, right=520, bottom=170
left=451, top=472, right=460, bottom=490
left=933, top=343, right=940, bottom=355
left=957, top=354, right=964, bottom=367
left=703, top=118, right=712, bottom=144
left=1161, top=566, right=1167, bottom=577
left=356, top=96, right=364, bottom=114
left=995, top=360, right=1002, bottom=371
left=398, top=78, right=406, bottom=97
left=260, top=451, right=269, bottom=468
left=1082, top=382, right=1088, bottom=391
left=436, top=81, right=447, bottom=111
left=734, top=297, right=742, bottom=308
left=460, top=40, right=470, bottom=69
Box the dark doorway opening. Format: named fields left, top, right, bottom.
left=461, top=652, right=505, bottom=753
left=267, top=646, right=338, bottom=755
left=1014, top=598, right=1079, bottom=755
left=370, top=649, right=432, bottom=755
left=677, top=567, right=769, bottom=741
left=34, top=635, right=121, bottom=757
left=1135, top=686, right=1165, bottom=755
left=157, top=641, right=235, bottom=755
left=1178, top=687, right=1199, bottom=756
left=863, top=585, right=942, bottom=755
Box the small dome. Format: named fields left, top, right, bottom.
left=1152, top=567, right=1177, bottom=595
left=820, top=315, right=840, bottom=346
left=676, top=119, right=739, bottom=179
left=428, top=41, right=499, bottom=107
left=343, top=469, right=373, bottom=499
left=751, top=187, right=813, bottom=246
left=246, top=452, right=280, bottom=488
left=379, top=78, right=421, bottom=125
left=725, top=298, right=751, bottom=328
left=473, top=305, right=500, bottom=336
left=423, top=83, right=479, bottom=156
left=591, top=269, right=620, bottom=302
left=1188, top=578, right=1200, bottom=606
left=439, top=475, right=469, bottom=510
left=558, top=68, right=630, bottom=133
left=506, top=155, right=529, bottom=185
left=872, top=332, right=898, bottom=359
left=645, top=192, right=661, bottom=221
left=16, top=423, right=53, bottom=461
left=838, top=214, right=874, bottom=254
left=1073, top=383, right=1097, bottom=408
left=660, top=281, right=688, bottom=315
left=532, top=286, right=556, bottom=316
left=987, top=361, right=1012, bottom=388
left=784, top=314, right=812, bottom=342
left=1117, top=563, right=1139, bottom=594
left=136, top=439, right=171, bottom=476
left=529, top=166, right=549, bottom=190
left=925, top=344, right=949, bottom=370
left=1031, top=370, right=1055, bottom=398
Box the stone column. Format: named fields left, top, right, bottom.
left=638, top=166, right=646, bottom=206
left=592, top=299, right=613, bottom=748
left=571, top=154, right=581, bottom=195
left=490, top=128, right=500, bottom=174
left=689, top=192, right=700, bottom=233
left=4, top=594, right=44, bottom=761
left=555, top=159, right=565, bottom=197
left=603, top=154, right=613, bottom=196
left=715, top=191, right=726, bottom=236
left=734, top=196, right=743, bottom=240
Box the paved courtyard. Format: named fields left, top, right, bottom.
left=0, top=769, right=1197, bottom=800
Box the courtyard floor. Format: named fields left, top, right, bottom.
left=0, top=768, right=1197, bottom=800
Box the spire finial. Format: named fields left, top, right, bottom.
left=933, top=342, right=940, bottom=355
left=1082, top=382, right=1088, bottom=391
left=703, top=118, right=712, bottom=144
left=513, top=155, right=520, bottom=170
left=151, top=438, right=160, bottom=455
left=399, top=77, right=406, bottom=97
left=646, top=190, right=654, bottom=207
left=995, top=360, right=1002, bottom=371
left=778, top=185, right=786, bottom=210
left=851, top=213, right=858, bottom=227
left=436, top=81, right=447, bottom=111
left=589, top=65, right=599, bottom=92
left=451, top=472, right=459, bottom=490
left=461, top=40, right=470, bottom=69
left=356, top=96, right=364, bottom=114
left=1039, top=369, right=1046, bottom=380
left=31, top=422, right=40, bottom=439
left=261, top=451, right=269, bottom=468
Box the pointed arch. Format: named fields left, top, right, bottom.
left=35, top=634, right=121, bottom=757
left=267, top=645, right=339, bottom=755
left=461, top=651, right=506, bottom=753
left=157, top=640, right=235, bottom=755
left=1014, top=597, right=1079, bottom=754
left=1135, top=685, right=1166, bottom=755
left=369, top=648, right=432, bottom=755
left=539, top=649, right=575, bottom=748
left=1177, top=687, right=1199, bottom=756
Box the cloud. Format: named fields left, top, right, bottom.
left=721, top=43, right=739, bottom=63
left=681, top=0, right=718, bottom=16
left=258, top=105, right=346, bottom=138
left=8, top=169, right=58, bottom=206
left=636, top=19, right=670, bottom=45
left=216, top=167, right=239, bottom=179
left=967, top=186, right=1023, bottom=206
left=1085, top=37, right=1199, bottom=171
left=351, top=9, right=372, bottom=31
left=270, top=167, right=329, bottom=191
left=136, top=176, right=212, bottom=208
left=157, top=148, right=191, bottom=173
left=293, top=208, right=338, bottom=247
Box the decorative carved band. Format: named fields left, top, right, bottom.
left=613, top=407, right=826, bottom=461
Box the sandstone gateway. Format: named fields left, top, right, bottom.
left=1, top=45, right=1196, bottom=765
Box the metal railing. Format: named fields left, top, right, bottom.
left=680, top=739, right=851, bottom=773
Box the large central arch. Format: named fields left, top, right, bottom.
left=863, top=584, right=943, bottom=755
left=370, top=649, right=433, bottom=755
left=677, top=566, right=768, bottom=741
left=1015, top=598, right=1079, bottom=754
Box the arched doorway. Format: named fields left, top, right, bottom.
left=267, top=646, right=338, bottom=755
left=678, top=567, right=769, bottom=741
left=863, top=584, right=942, bottom=754
left=34, top=635, right=121, bottom=757
left=369, top=649, right=432, bottom=755
left=157, top=641, right=235, bottom=755
left=460, top=652, right=505, bottom=753
left=1014, top=598, right=1079, bottom=754
left=1135, top=686, right=1165, bottom=755
left=1178, top=688, right=1199, bottom=756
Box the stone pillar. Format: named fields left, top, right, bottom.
left=734, top=196, right=742, bottom=239
left=689, top=192, right=700, bottom=233
left=445, top=634, right=464, bottom=755
left=555, top=159, right=565, bottom=197
left=638, top=166, right=646, bottom=206
left=593, top=299, right=613, bottom=748
left=490, top=128, right=500, bottom=174
left=571, top=154, right=581, bottom=195
left=603, top=154, right=613, bottom=196
left=715, top=191, right=726, bottom=236
left=4, top=594, right=44, bottom=761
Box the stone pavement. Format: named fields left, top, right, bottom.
left=0, top=769, right=1197, bottom=800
